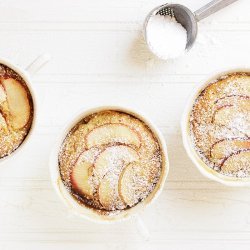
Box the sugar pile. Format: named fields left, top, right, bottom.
left=146, top=15, right=187, bottom=59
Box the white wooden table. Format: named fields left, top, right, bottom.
left=0, top=0, right=250, bottom=249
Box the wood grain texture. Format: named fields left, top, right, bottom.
left=0, top=0, right=250, bottom=249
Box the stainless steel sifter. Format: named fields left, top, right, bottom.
left=144, top=0, right=239, bottom=58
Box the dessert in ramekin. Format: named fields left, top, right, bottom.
left=50, top=106, right=169, bottom=222
left=182, top=70, right=250, bottom=186
left=0, top=60, right=34, bottom=162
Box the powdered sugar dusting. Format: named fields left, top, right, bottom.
left=59, top=110, right=163, bottom=215
left=147, top=14, right=187, bottom=59
left=190, top=72, right=250, bottom=178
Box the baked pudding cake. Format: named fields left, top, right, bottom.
left=58, top=110, right=163, bottom=214
left=190, top=72, right=250, bottom=178
left=0, top=64, right=33, bottom=158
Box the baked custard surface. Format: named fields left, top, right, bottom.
left=59, top=110, right=163, bottom=214
left=190, top=72, right=250, bottom=177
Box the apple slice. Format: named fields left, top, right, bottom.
left=86, top=123, right=141, bottom=149
left=0, top=112, right=8, bottom=133
left=210, top=139, right=250, bottom=162
left=0, top=84, right=6, bottom=103
left=212, top=105, right=233, bottom=123
left=93, top=145, right=139, bottom=179
left=71, top=148, right=101, bottom=199
left=118, top=162, right=149, bottom=207
left=214, top=95, right=250, bottom=111
left=2, top=78, right=31, bottom=130
left=212, top=105, right=250, bottom=136
left=221, top=150, right=250, bottom=174
left=71, top=161, right=94, bottom=199
left=98, top=172, right=126, bottom=211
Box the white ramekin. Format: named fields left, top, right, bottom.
left=181, top=68, right=250, bottom=187
left=50, top=105, right=169, bottom=223
left=0, top=55, right=50, bottom=165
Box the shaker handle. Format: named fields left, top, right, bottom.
left=194, top=0, right=238, bottom=22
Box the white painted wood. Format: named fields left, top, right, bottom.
left=0, top=0, right=249, bottom=249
